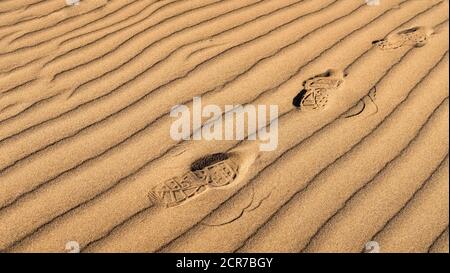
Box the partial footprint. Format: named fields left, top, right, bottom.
left=190, top=153, right=230, bottom=172
left=344, top=93, right=379, bottom=119
left=373, top=26, right=435, bottom=50
left=293, top=69, right=347, bottom=110
left=303, top=69, right=346, bottom=90
left=148, top=153, right=239, bottom=208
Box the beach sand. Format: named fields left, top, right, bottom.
left=0, top=0, right=448, bottom=253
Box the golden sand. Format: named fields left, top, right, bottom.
left=0, top=0, right=448, bottom=253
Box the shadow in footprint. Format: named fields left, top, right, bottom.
left=191, top=153, right=230, bottom=172
left=292, top=90, right=307, bottom=108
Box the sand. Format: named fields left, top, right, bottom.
left=0, top=0, right=448, bottom=253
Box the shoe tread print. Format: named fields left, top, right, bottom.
left=149, top=156, right=238, bottom=208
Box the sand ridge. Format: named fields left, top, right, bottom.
left=0, top=0, right=448, bottom=253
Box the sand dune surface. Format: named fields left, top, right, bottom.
left=0, top=0, right=448, bottom=253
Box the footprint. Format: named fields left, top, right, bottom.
left=344, top=87, right=379, bottom=119
left=148, top=172, right=208, bottom=208
left=190, top=153, right=230, bottom=171
left=293, top=88, right=329, bottom=110
left=293, top=69, right=346, bottom=110
left=148, top=153, right=239, bottom=208
left=373, top=26, right=435, bottom=50
left=195, top=157, right=238, bottom=188
left=303, top=69, right=346, bottom=90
